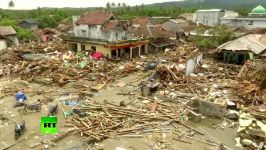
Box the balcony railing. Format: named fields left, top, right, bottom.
left=62, top=35, right=149, bottom=45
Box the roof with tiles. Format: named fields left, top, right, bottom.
left=132, top=16, right=150, bottom=26
left=76, top=11, right=115, bottom=25
left=101, top=20, right=124, bottom=31
left=131, top=25, right=175, bottom=39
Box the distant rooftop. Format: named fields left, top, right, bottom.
left=197, top=9, right=224, bottom=12
left=0, top=26, right=17, bottom=36
left=20, top=19, right=38, bottom=24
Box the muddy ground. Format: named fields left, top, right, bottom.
left=0, top=71, right=242, bottom=150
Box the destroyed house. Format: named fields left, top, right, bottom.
left=131, top=25, right=176, bottom=54
left=18, top=19, right=38, bottom=30
left=162, top=19, right=189, bottom=32
left=217, top=34, right=266, bottom=64
left=63, top=11, right=149, bottom=59
left=131, top=16, right=171, bottom=27
left=0, top=26, right=19, bottom=50
left=35, top=28, right=61, bottom=42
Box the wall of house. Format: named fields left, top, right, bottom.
left=221, top=18, right=266, bottom=29
left=74, top=25, right=90, bottom=38
left=196, top=11, right=225, bottom=26
left=250, top=20, right=266, bottom=28
left=67, top=41, right=111, bottom=56
left=74, top=25, right=126, bottom=41
left=6, top=35, right=19, bottom=46
left=224, top=11, right=239, bottom=18
left=223, top=50, right=253, bottom=64
left=19, top=22, right=38, bottom=30
left=0, top=40, right=7, bottom=50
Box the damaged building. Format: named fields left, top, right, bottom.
left=0, top=26, right=19, bottom=50
left=217, top=34, right=266, bottom=64
left=131, top=25, right=178, bottom=54
left=63, top=11, right=149, bottom=59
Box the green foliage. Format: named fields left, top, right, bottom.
left=53, top=14, right=64, bottom=22
left=15, top=27, right=35, bottom=40
left=38, top=16, right=57, bottom=28
left=192, top=25, right=234, bottom=50
left=0, top=18, right=35, bottom=40
left=234, top=7, right=250, bottom=16
left=0, top=18, right=16, bottom=26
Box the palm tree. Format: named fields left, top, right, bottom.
left=111, top=2, right=116, bottom=8
left=122, top=3, right=126, bottom=7
left=8, top=0, right=15, bottom=8
left=106, top=2, right=111, bottom=10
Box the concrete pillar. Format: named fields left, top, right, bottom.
left=145, top=43, right=148, bottom=54
left=138, top=46, right=141, bottom=56
left=67, top=43, right=71, bottom=51
left=77, top=43, right=81, bottom=52
left=116, top=49, right=118, bottom=57
left=130, top=47, right=133, bottom=59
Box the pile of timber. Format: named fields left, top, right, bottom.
left=66, top=99, right=202, bottom=141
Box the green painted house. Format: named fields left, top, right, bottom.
left=218, top=34, right=266, bottom=64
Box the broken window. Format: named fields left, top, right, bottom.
left=91, top=46, right=96, bottom=51
left=81, top=44, right=85, bottom=51
left=248, top=20, right=253, bottom=25
left=110, top=16, right=115, bottom=20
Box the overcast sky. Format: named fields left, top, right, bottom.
left=0, top=0, right=182, bottom=10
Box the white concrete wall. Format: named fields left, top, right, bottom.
left=196, top=11, right=225, bottom=26
left=74, top=24, right=126, bottom=41
left=224, top=11, right=239, bottom=18
left=249, top=20, right=266, bottom=28
left=221, top=19, right=266, bottom=29
left=0, top=40, right=7, bottom=50
left=192, top=13, right=197, bottom=22
left=74, top=25, right=89, bottom=38
left=7, top=35, right=19, bottom=46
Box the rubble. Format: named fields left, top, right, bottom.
left=1, top=39, right=265, bottom=149
left=236, top=112, right=266, bottom=149
left=67, top=98, right=191, bottom=141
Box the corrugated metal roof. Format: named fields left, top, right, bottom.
left=218, top=34, right=266, bottom=54
left=20, top=19, right=38, bottom=24
left=0, top=26, right=17, bottom=36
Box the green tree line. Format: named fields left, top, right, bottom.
left=0, top=1, right=253, bottom=40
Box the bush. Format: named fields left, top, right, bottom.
left=38, top=16, right=57, bottom=28
left=0, top=18, right=35, bottom=40
left=15, top=27, right=35, bottom=40
left=192, top=25, right=234, bottom=50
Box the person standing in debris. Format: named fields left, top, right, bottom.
left=15, top=91, right=27, bottom=103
